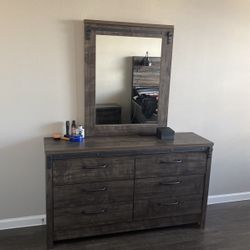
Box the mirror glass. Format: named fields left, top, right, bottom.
left=96, top=35, right=162, bottom=125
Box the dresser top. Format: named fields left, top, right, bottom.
left=44, top=132, right=213, bottom=155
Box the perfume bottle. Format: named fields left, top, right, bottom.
left=71, top=120, right=77, bottom=136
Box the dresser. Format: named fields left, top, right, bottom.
left=44, top=132, right=213, bottom=248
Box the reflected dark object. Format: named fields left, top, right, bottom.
left=96, top=104, right=121, bottom=124
left=136, top=94, right=158, bottom=119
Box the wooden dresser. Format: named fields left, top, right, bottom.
left=44, top=132, right=213, bottom=248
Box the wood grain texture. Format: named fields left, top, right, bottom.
left=44, top=133, right=213, bottom=247
left=134, top=195, right=202, bottom=220
left=84, top=20, right=174, bottom=136
left=132, top=57, right=161, bottom=87
left=134, top=175, right=204, bottom=200
left=158, top=30, right=173, bottom=126
left=135, top=152, right=207, bottom=178
left=53, top=157, right=134, bottom=185
left=200, top=147, right=213, bottom=228
left=54, top=214, right=200, bottom=241
left=45, top=156, right=54, bottom=249
left=53, top=180, right=133, bottom=208
left=54, top=202, right=133, bottom=231
left=44, top=132, right=213, bottom=156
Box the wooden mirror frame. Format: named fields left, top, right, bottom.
left=84, top=20, right=174, bottom=136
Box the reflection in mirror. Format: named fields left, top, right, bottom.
left=96, top=35, right=162, bottom=125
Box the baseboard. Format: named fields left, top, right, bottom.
left=208, top=191, right=250, bottom=205
left=0, top=214, right=46, bottom=230
left=1, top=192, right=250, bottom=230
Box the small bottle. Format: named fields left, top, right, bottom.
left=142, top=51, right=152, bottom=66
left=78, top=125, right=85, bottom=139
left=71, top=120, right=77, bottom=136
left=145, top=51, right=149, bottom=66
left=65, top=121, right=70, bottom=138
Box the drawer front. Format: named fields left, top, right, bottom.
left=54, top=180, right=133, bottom=208
left=135, top=175, right=204, bottom=200
left=134, top=196, right=202, bottom=220
left=54, top=203, right=133, bottom=231
left=53, top=157, right=134, bottom=185
left=136, top=152, right=207, bottom=178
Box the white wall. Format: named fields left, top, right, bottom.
left=96, top=35, right=161, bottom=123
left=0, top=0, right=250, bottom=219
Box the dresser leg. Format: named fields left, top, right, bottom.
left=47, top=238, right=54, bottom=250
left=199, top=218, right=206, bottom=229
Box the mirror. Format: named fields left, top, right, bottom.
left=84, top=20, right=174, bottom=136
left=96, top=35, right=162, bottom=124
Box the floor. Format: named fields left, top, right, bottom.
left=1, top=201, right=250, bottom=250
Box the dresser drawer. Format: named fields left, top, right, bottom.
left=54, top=180, right=133, bottom=208
left=134, top=196, right=202, bottom=220
left=135, top=175, right=204, bottom=200
left=54, top=202, right=133, bottom=231
left=136, top=152, right=207, bottom=178
left=53, top=157, right=134, bottom=185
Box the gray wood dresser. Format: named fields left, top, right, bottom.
left=44, top=132, right=213, bottom=248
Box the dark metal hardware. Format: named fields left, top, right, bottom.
left=159, top=159, right=183, bottom=164
left=158, top=201, right=179, bottom=206
left=81, top=208, right=106, bottom=215
left=159, top=181, right=181, bottom=186
left=85, top=25, right=92, bottom=40
left=82, top=187, right=107, bottom=192
left=82, top=164, right=108, bottom=169
left=166, top=31, right=173, bottom=44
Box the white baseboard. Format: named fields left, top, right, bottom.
left=0, top=192, right=250, bottom=230
left=0, top=214, right=46, bottom=230
left=208, top=191, right=250, bottom=205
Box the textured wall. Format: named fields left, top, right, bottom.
left=0, top=0, right=250, bottom=219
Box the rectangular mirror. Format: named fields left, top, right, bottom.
left=96, top=35, right=162, bottom=125
left=84, top=20, right=174, bottom=136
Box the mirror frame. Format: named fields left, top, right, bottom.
left=84, top=20, right=174, bottom=136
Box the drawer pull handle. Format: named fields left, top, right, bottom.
left=159, top=181, right=181, bottom=186
left=82, top=187, right=107, bottom=192
left=158, top=201, right=179, bottom=206
left=82, top=164, right=108, bottom=169
left=81, top=208, right=106, bottom=215
left=159, top=159, right=183, bottom=164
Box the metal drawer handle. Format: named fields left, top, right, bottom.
left=82, top=164, right=108, bottom=169
left=82, top=186, right=107, bottom=192
left=159, top=181, right=181, bottom=186
left=81, top=208, right=106, bottom=215
left=159, top=159, right=183, bottom=164
left=158, top=201, right=179, bottom=206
